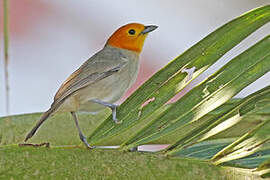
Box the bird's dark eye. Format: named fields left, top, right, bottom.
left=128, top=29, right=136, bottom=35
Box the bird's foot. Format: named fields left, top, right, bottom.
left=79, top=134, right=95, bottom=149
left=111, top=104, right=122, bottom=124
left=91, top=99, right=122, bottom=124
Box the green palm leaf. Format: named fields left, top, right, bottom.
left=121, top=35, right=270, bottom=150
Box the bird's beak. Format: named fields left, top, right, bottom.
left=141, top=25, right=158, bottom=35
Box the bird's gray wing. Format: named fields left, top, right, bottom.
left=51, top=56, right=128, bottom=111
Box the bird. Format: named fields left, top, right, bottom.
left=24, top=23, right=158, bottom=148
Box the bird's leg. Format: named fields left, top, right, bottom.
left=70, top=112, right=95, bottom=149
left=91, top=99, right=122, bottom=124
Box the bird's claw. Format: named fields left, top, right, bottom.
left=79, top=134, right=95, bottom=149
left=114, top=118, right=123, bottom=124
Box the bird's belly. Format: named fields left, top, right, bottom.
left=75, top=64, right=138, bottom=112
left=79, top=75, right=129, bottom=102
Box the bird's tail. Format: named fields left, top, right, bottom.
left=24, top=108, right=54, bottom=142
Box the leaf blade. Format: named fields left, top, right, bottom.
left=122, top=35, right=270, bottom=150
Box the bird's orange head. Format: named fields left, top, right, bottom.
left=106, top=23, right=158, bottom=53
